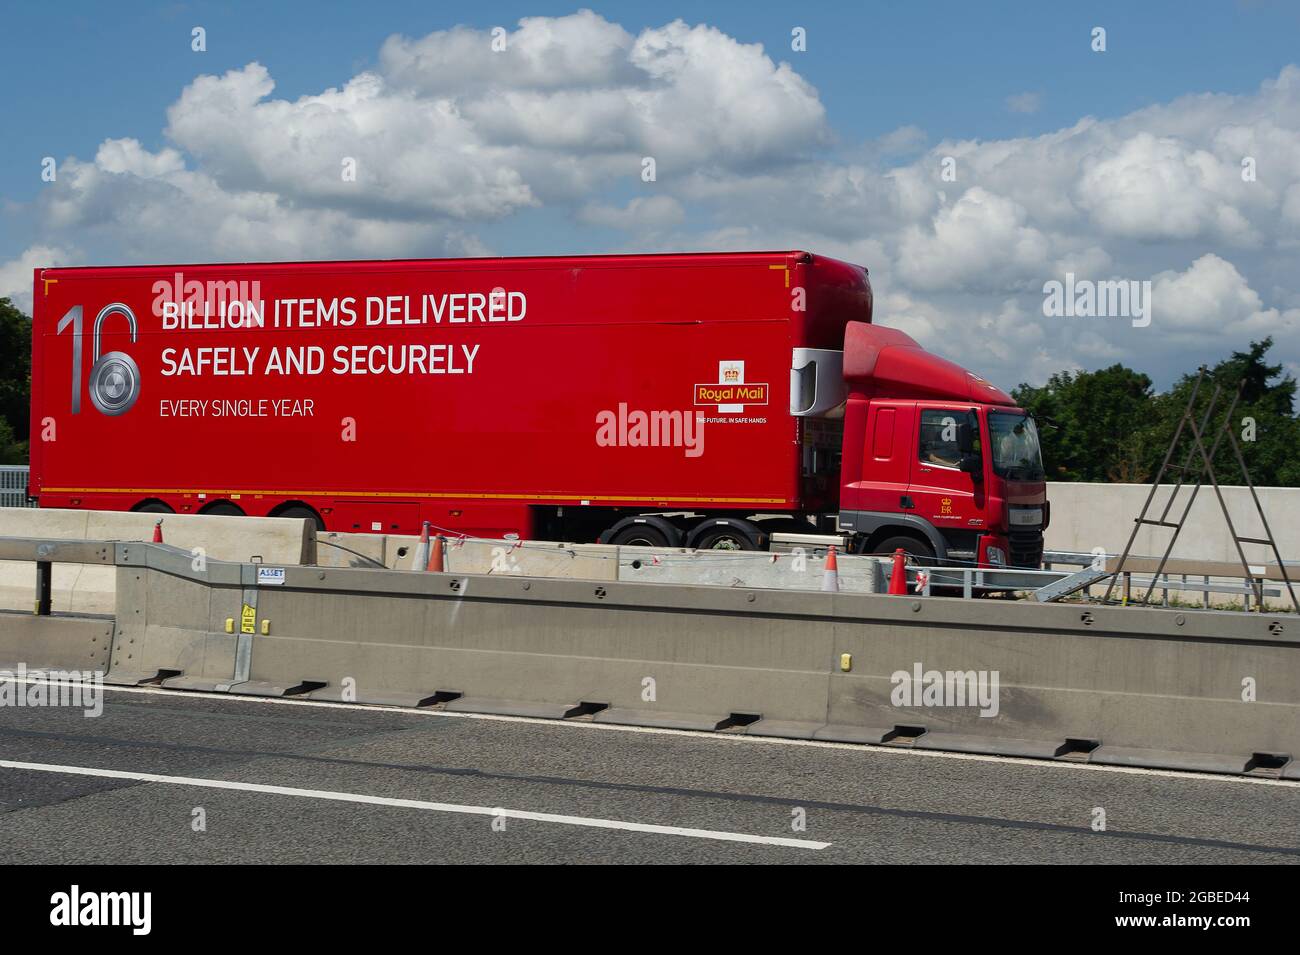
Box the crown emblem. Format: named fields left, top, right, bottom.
left=723, top=367, right=740, bottom=382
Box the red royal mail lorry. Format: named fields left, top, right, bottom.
left=29, top=251, right=1047, bottom=567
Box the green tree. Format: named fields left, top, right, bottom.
left=1012, top=364, right=1158, bottom=482
left=0, top=417, right=25, bottom=466
left=1149, top=338, right=1300, bottom=487
left=0, top=297, right=32, bottom=446
left=1013, top=339, right=1300, bottom=487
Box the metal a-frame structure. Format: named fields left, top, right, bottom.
left=1102, top=367, right=1299, bottom=613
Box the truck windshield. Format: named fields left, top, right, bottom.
left=988, top=411, right=1045, bottom=481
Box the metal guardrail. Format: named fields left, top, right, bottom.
left=911, top=557, right=1287, bottom=607
left=0, top=466, right=34, bottom=508
left=917, top=565, right=1067, bottom=597
left=1042, top=549, right=1295, bottom=610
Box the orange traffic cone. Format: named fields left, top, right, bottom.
left=822, top=545, right=840, bottom=592
left=427, top=533, right=445, bottom=572
left=888, top=548, right=908, bottom=595
left=152, top=519, right=164, bottom=543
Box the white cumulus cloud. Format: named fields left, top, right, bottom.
left=6, top=14, right=1300, bottom=392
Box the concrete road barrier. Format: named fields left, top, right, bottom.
left=0, top=508, right=315, bottom=614
left=617, top=546, right=888, bottom=592
left=318, top=530, right=618, bottom=579
left=0, top=507, right=316, bottom=563
left=0, top=535, right=1296, bottom=777
left=315, top=530, right=887, bottom=591
left=0, top=611, right=114, bottom=673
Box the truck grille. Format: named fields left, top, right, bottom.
left=1008, top=528, right=1043, bottom=568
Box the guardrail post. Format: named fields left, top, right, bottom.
left=35, top=560, right=52, bottom=615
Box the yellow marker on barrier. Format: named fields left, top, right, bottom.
left=261, top=619, right=270, bottom=636
left=224, top=618, right=234, bottom=634
left=839, top=653, right=852, bottom=672
left=240, top=604, right=256, bottom=634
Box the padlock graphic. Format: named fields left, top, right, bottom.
left=88, top=303, right=140, bottom=416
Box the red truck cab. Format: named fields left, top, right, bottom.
left=838, top=323, right=1047, bottom=568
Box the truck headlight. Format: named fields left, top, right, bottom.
left=986, top=546, right=1007, bottom=567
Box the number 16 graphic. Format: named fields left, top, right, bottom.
left=56, top=303, right=141, bottom=415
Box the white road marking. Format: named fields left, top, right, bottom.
left=0, top=758, right=829, bottom=850
left=10, top=676, right=1299, bottom=789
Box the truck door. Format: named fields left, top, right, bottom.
left=910, top=405, right=989, bottom=546
left=844, top=400, right=916, bottom=515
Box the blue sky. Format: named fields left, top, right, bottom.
left=3, top=1, right=1300, bottom=390
left=4, top=0, right=1298, bottom=207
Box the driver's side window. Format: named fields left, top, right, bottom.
left=918, top=409, right=962, bottom=468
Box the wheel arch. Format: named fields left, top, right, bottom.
left=268, top=500, right=326, bottom=530
left=843, top=511, right=949, bottom=559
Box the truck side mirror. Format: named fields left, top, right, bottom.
left=959, top=453, right=984, bottom=481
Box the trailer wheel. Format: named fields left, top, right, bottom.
left=199, top=501, right=244, bottom=517
left=603, top=515, right=680, bottom=548
left=271, top=504, right=326, bottom=531
left=688, top=517, right=765, bottom=552
left=870, top=534, right=934, bottom=563
left=131, top=499, right=173, bottom=514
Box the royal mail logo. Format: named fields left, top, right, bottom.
left=695, top=383, right=769, bottom=405
left=696, top=360, right=768, bottom=412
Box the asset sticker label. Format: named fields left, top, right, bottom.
left=257, top=567, right=286, bottom=586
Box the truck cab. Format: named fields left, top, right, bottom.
left=836, top=323, right=1047, bottom=568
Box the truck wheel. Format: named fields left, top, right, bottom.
left=607, top=518, right=676, bottom=548
left=132, top=499, right=173, bottom=514
left=688, top=517, right=764, bottom=551
left=871, top=534, right=934, bottom=563
left=199, top=501, right=244, bottom=517
left=272, top=504, right=325, bottom=531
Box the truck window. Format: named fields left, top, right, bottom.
left=918, top=409, right=963, bottom=469
left=989, top=411, right=1046, bottom=480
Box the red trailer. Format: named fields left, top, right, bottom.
left=29, top=251, right=1046, bottom=566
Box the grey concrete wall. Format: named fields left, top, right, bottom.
left=1044, top=482, right=1300, bottom=563
left=1043, top=483, right=1300, bottom=609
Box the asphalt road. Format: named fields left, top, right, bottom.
left=0, top=683, right=1297, bottom=864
